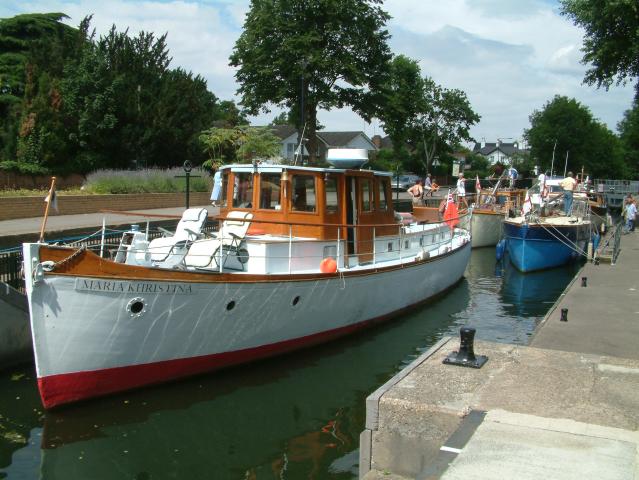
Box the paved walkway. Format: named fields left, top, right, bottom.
left=361, top=233, right=639, bottom=479
left=0, top=204, right=216, bottom=248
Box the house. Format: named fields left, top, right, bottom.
left=472, top=140, right=528, bottom=165
left=270, top=125, right=378, bottom=162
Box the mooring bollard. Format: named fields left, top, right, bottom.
left=560, top=308, right=568, bottom=322
left=581, top=276, right=587, bottom=287
left=443, top=327, right=488, bottom=369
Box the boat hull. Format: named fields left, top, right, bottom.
left=503, top=220, right=590, bottom=272
left=0, top=282, right=32, bottom=369
left=471, top=210, right=503, bottom=248
left=24, top=242, right=471, bottom=408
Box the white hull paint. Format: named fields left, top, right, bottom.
left=26, top=242, right=470, bottom=380
left=471, top=211, right=504, bottom=248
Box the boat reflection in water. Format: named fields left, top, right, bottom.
left=2, top=249, right=581, bottom=480
left=499, top=256, right=581, bottom=318
left=35, top=281, right=471, bottom=480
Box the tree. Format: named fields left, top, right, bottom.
left=377, top=55, right=426, bottom=169
left=410, top=78, right=480, bottom=175
left=561, top=0, right=639, bottom=98
left=525, top=95, right=628, bottom=178
left=618, top=99, right=639, bottom=177
left=0, top=13, right=78, bottom=172
left=199, top=126, right=280, bottom=164
left=230, top=0, right=392, bottom=164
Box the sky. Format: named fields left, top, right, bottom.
left=1, top=0, right=636, bottom=148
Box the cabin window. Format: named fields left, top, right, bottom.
left=379, top=178, right=389, bottom=210
left=292, top=175, right=316, bottom=212
left=325, top=174, right=339, bottom=214
left=259, top=173, right=281, bottom=210
left=361, top=179, right=373, bottom=212
left=220, top=171, right=229, bottom=207
left=233, top=172, right=254, bottom=208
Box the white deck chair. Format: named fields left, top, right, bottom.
left=148, top=208, right=208, bottom=267
left=184, top=211, right=253, bottom=270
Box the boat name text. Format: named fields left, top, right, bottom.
left=75, top=279, right=193, bottom=294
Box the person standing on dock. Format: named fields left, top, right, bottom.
left=624, top=196, right=636, bottom=233
left=560, top=172, right=577, bottom=216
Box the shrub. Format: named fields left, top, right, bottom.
left=83, top=168, right=213, bottom=194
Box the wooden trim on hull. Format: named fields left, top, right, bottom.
left=37, top=241, right=470, bottom=283
left=37, top=275, right=464, bottom=409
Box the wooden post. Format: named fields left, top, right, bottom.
left=39, top=177, right=56, bottom=243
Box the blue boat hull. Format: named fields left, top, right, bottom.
left=503, top=220, right=590, bottom=272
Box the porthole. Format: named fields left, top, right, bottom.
left=226, top=300, right=236, bottom=311
left=292, top=295, right=300, bottom=306
left=126, top=297, right=146, bottom=317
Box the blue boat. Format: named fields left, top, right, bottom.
left=503, top=216, right=591, bottom=272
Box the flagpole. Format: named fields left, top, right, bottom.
left=39, top=176, right=56, bottom=243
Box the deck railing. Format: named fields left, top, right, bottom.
left=1, top=213, right=471, bottom=290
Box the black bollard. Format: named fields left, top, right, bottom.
left=443, top=327, right=488, bottom=369
left=594, top=258, right=600, bottom=265
left=560, top=308, right=568, bottom=322
left=581, top=276, right=587, bottom=287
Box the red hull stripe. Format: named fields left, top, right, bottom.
left=38, top=317, right=380, bottom=409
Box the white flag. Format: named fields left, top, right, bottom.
left=522, top=191, right=532, bottom=215
left=44, top=186, right=58, bottom=212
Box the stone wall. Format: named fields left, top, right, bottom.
left=0, top=192, right=211, bottom=221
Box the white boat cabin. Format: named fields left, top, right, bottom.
left=117, top=156, right=468, bottom=275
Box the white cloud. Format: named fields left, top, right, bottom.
left=0, top=0, right=635, bottom=143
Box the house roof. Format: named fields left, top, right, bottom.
left=473, top=142, right=524, bottom=157
left=269, top=125, right=298, bottom=140
left=268, top=126, right=376, bottom=150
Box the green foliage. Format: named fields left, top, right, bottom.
left=525, top=95, right=629, bottom=178
left=0, top=13, right=242, bottom=176
left=561, top=0, right=639, bottom=98
left=230, top=0, right=392, bottom=163
left=618, top=99, right=639, bottom=177
left=200, top=126, right=281, bottom=164
left=376, top=55, right=480, bottom=175
left=464, top=153, right=491, bottom=179
left=83, top=168, right=212, bottom=194
left=378, top=55, right=426, bottom=160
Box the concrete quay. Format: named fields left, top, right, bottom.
left=360, top=234, right=639, bottom=479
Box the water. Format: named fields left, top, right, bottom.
left=0, top=249, right=580, bottom=480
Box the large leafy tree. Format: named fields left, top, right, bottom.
left=378, top=55, right=426, bottom=167
left=525, top=95, right=628, bottom=178
left=561, top=0, right=639, bottom=98
left=410, top=78, right=480, bottom=175
left=0, top=13, right=78, bottom=172
left=230, top=0, right=392, bottom=164
left=618, top=99, right=639, bottom=177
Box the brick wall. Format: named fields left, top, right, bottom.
left=0, top=192, right=211, bottom=221
left=0, top=172, right=85, bottom=190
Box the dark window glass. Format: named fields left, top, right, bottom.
left=259, top=173, right=282, bottom=210
left=291, top=175, right=316, bottom=212
left=362, top=179, right=373, bottom=212
left=325, top=175, right=339, bottom=213
left=233, top=172, right=254, bottom=208
left=379, top=178, right=388, bottom=210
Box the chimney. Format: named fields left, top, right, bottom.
left=480, top=137, right=485, bottom=149
left=372, top=135, right=382, bottom=149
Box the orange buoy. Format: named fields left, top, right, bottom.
left=320, top=257, right=337, bottom=273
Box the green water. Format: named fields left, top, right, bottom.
left=0, top=249, right=580, bottom=479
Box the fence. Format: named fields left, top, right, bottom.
left=0, top=218, right=218, bottom=293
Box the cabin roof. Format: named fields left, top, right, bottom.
left=219, top=164, right=393, bottom=177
